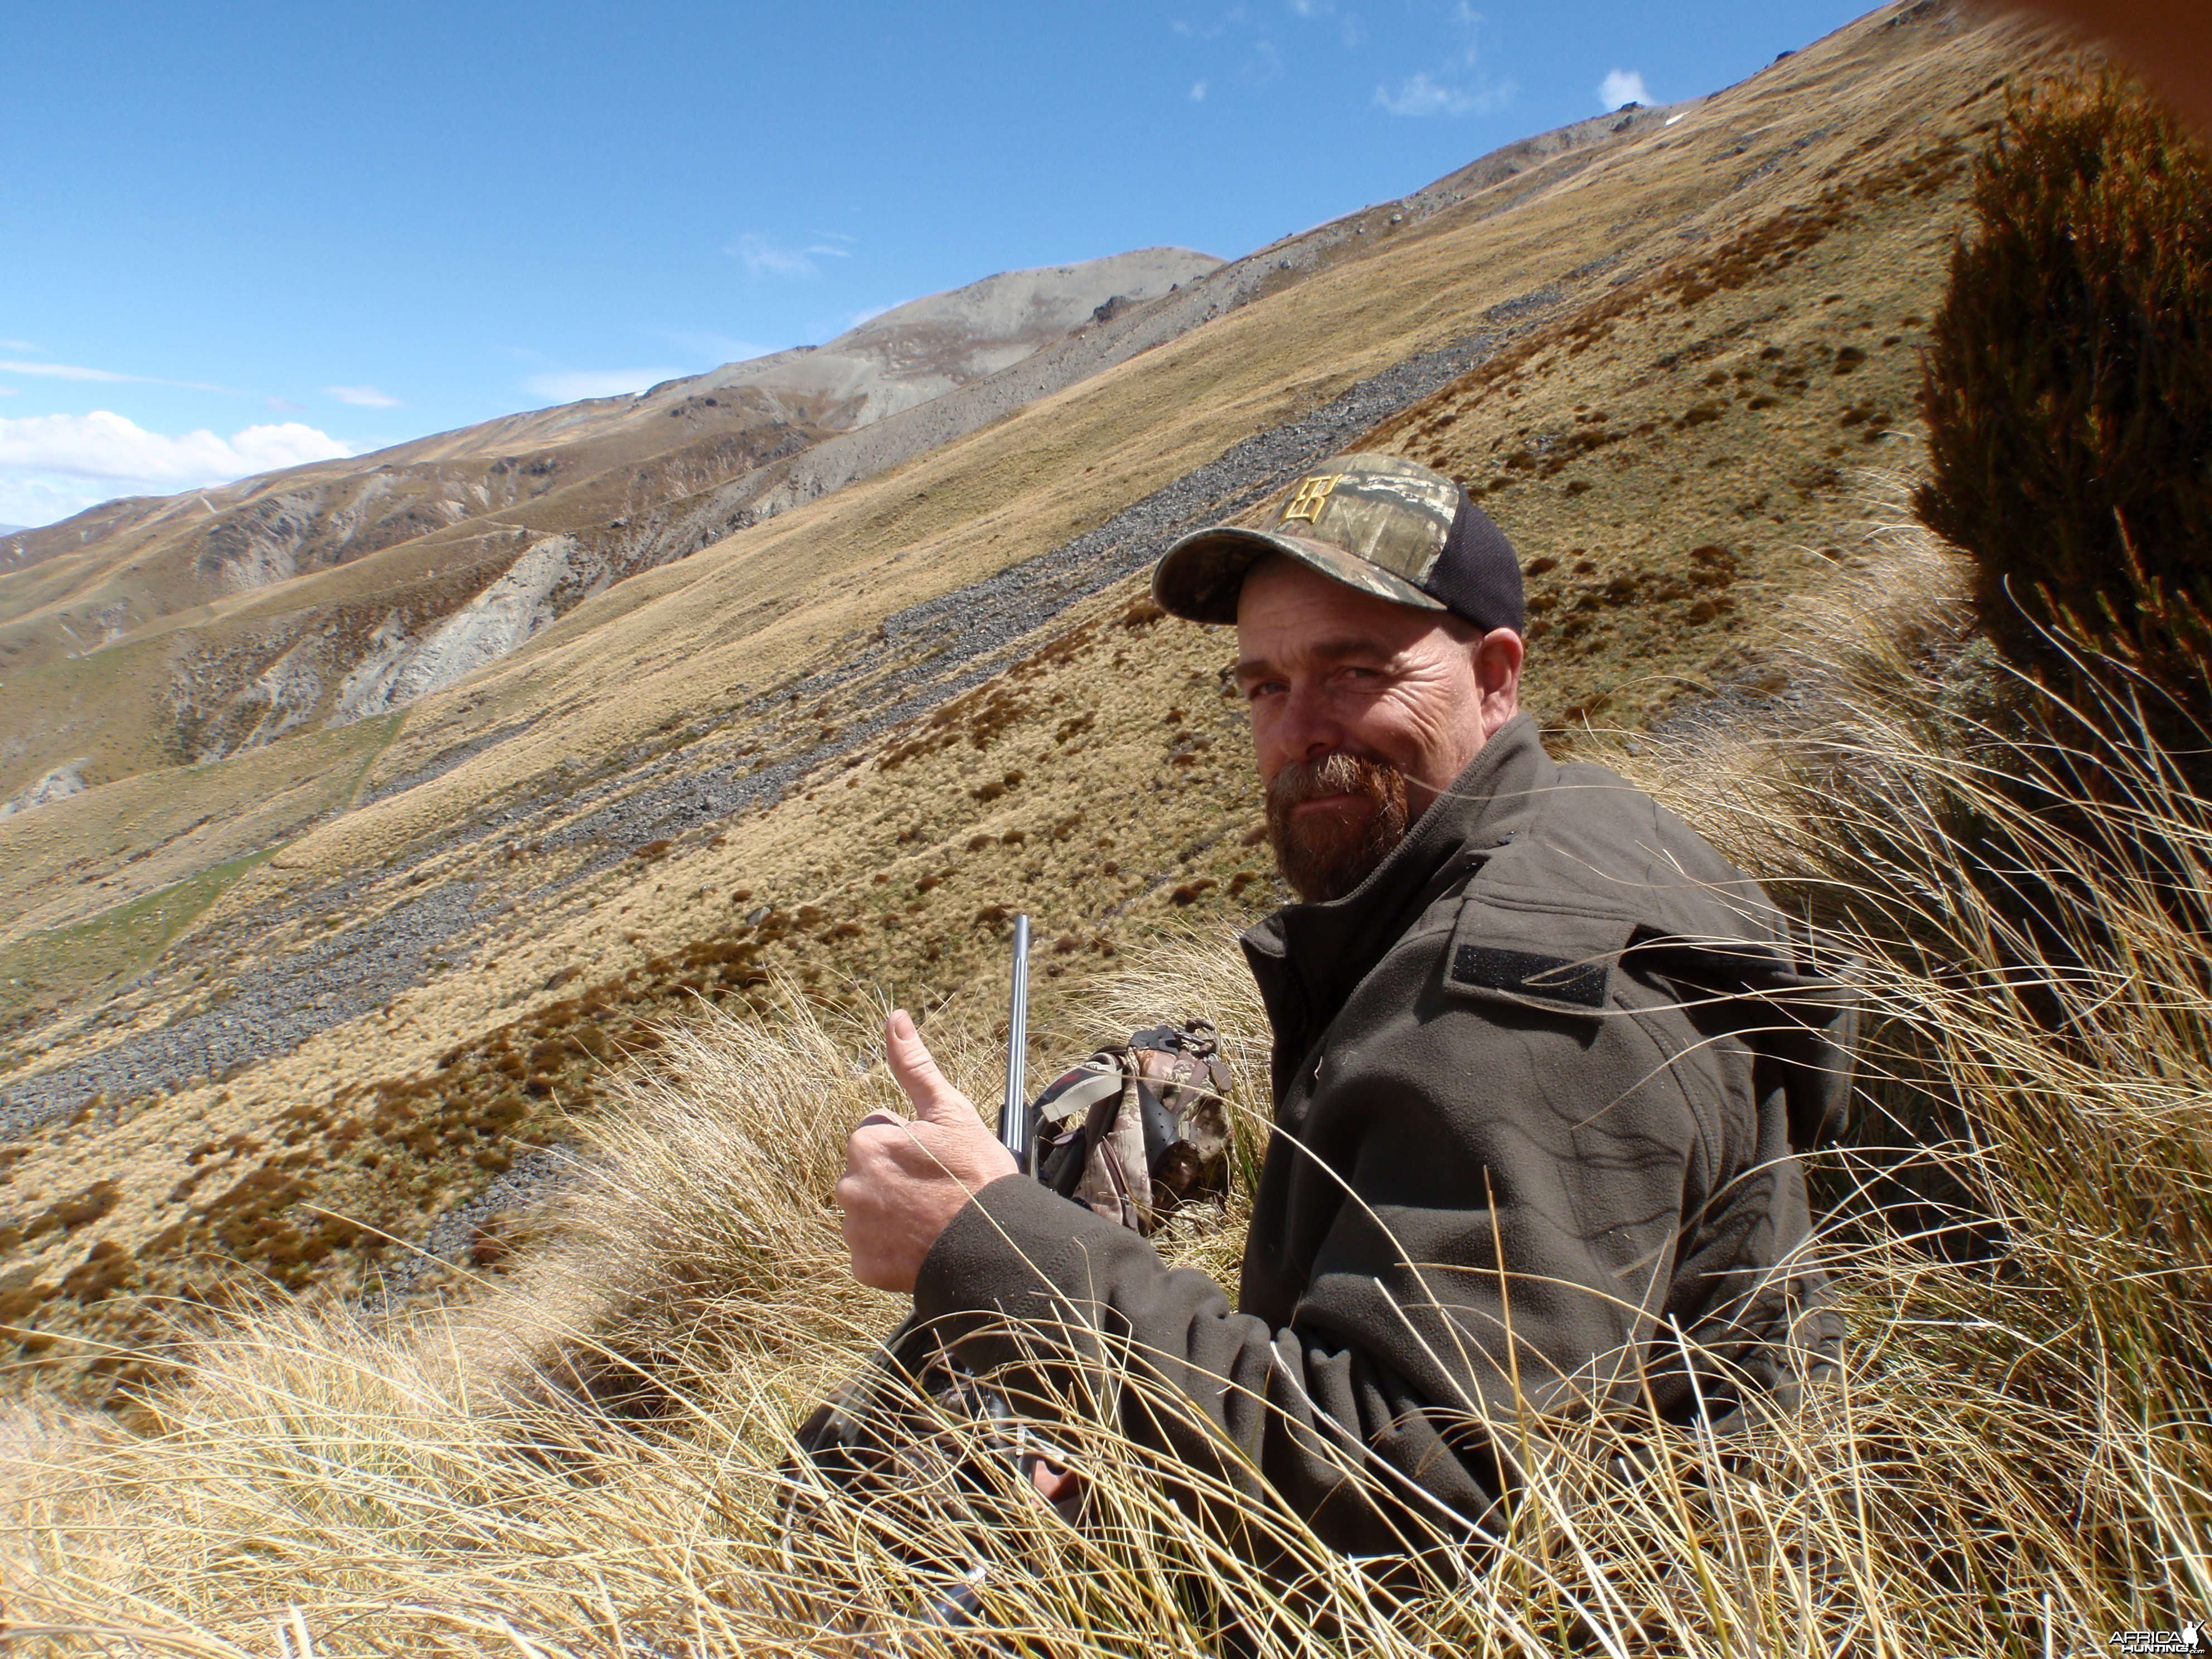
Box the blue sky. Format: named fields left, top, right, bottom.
left=0, top=0, right=1878, bottom=528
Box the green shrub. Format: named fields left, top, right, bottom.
left=1915, top=69, right=2212, bottom=706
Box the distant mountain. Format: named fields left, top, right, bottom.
left=0, top=248, right=1221, bottom=786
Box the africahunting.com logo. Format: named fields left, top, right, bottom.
left=2110, top=1621, right=2208, bottom=1655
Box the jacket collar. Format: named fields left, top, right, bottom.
left=1241, top=711, right=1553, bottom=1091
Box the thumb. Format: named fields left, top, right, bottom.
left=885, top=1009, right=971, bottom=1124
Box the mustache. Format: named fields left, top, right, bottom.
left=1265, top=750, right=1403, bottom=814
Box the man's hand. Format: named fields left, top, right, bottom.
left=836, top=1009, right=1019, bottom=1293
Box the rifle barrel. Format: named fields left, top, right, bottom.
left=999, top=913, right=1032, bottom=1173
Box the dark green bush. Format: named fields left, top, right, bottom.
left=1915, top=69, right=2212, bottom=703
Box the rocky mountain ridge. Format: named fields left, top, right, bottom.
left=0, top=0, right=2061, bottom=1391
left=0, top=249, right=1220, bottom=792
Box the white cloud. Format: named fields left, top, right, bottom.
left=1600, top=68, right=1650, bottom=109
left=0, top=339, right=38, bottom=351
left=326, top=384, right=401, bottom=408
left=729, top=232, right=853, bottom=279
left=0, top=411, right=348, bottom=482
left=0, top=386, right=17, bottom=397
left=522, top=367, right=687, bottom=402
left=1375, top=69, right=1512, bottom=117
left=1190, top=78, right=1208, bottom=100
left=0, top=411, right=351, bottom=526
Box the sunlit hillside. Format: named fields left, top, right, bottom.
left=0, top=0, right=2053, bottom=1393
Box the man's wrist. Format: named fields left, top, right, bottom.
left=912, top=1170, right=1094, bottom=1333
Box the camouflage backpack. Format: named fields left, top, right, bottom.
left=1031, top=1020, right=1234, bottom=1235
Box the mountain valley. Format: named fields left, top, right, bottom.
left=0, top=0, right=2063, bottom=1392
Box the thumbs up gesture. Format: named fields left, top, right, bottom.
left=836, top=1009, right=1020, bottom=1293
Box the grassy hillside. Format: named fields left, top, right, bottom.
left=6, top=516, right=2208, bottom=1654
left=0, top=1, right=2060, bottom=1390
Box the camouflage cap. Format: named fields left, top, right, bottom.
left=1151, top=452, right=1524, bottom=633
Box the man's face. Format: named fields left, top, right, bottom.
left=1232, top=555, right=1522, bottom=902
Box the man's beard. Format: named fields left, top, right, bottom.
left=1265, top=751, right=1411, bottom=904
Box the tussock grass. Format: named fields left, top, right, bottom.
left=6, top=525, right=2210, bottom=1655
left=1917, top=65, right=2212, bottom=711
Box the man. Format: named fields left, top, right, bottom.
left=833, top=453, right=1853, bottom=1558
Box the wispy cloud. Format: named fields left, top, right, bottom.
left=325, top=384, right=402, bottom=409
left=0, top=339, right=37, bottom=352
left=0, top=387, right=17, bottom=398
left=1375, top=67, right=1512, bottom=117
left=1288, top=0, right=1360, bottom=35
left=1599, top=67, right=1650, bottom=109
left=265, top=394, right=305, bottom=414
left=1376, top=72, right=1461, bottom=115
left=0, top=358, right=133, bottom=383
left=1173, top=5, right=1312, bottom=86
left=0, top=357, right=236, bottom=393
left=1374, top=2, right=1512, bottom=118
left=729, top=231, right=855, bottom=279
left=1171, top=13, right=1239, bottom=42
left=649, top=329, right=777, bottom=366
left=522, top=367, right=687, bottom=402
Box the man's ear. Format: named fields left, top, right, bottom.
left=1475, top=628, right=1524, bottom=736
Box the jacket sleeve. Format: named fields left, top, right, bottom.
left=906, top=995, right=1718, bottom=1558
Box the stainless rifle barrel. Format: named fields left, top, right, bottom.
left=999, top=913, right=1032, bottom=1173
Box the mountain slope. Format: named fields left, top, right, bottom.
left=0, top=0, right=2063, bottom=1389
left=0, top=249, right=1219, bottom=792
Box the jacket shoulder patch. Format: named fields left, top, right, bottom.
left=1444, top=842, right=1643, bottom=1019
left=1450, top=943, right=1610, bottom=1008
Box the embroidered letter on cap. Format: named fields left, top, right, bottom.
left=1451, top=944, right=1610, bottom=1008
left=1279, top=473, right=1341, bottom=524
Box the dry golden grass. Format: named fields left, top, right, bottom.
left=2, top=6, right=2079, bottom=1374
left=2, top=519, right=2208, bottom=1655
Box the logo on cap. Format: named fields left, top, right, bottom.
left=1279, top=473, right=1342, bottom=525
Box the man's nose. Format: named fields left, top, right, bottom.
left=1277, top=680, right=1347, bottom=761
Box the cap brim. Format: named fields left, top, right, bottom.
left=1152, top=526, right=1448, bottom=625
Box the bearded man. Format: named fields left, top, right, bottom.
left=830, top=453, right=1854, bottom=1560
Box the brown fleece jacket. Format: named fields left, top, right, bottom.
left=904, top=714, right=1852, bottom=1556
